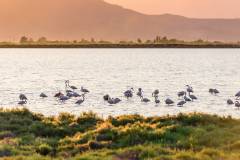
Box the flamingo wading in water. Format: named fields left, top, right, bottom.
left=227, top=99, right=234, bottom=105
left=65, top=80, right=78, bottom=91
left=177, top=100, right=186, bottom=107
left=235, top=101, right=240, bottom=109
left=209, top=88, right=220, bottom=95
left=40, top=93, right=48, bottom=98
left=165, top=98, right=174, bottom=106
left=103, top=94, right=110, bottom=101
left=18, top=94, right=28, bottom=105
left=54, top=92, right=64, bottom=98
left=235, top=91, right=240, bottom=100
left=137, top=88, right=143, bottom=98
left=124, top=88, right=134, bottom=99
left=140, top=96, right=150, bottom=103
left=81, top=86, right=90, bottom=93
left=19, top=94, right=27, bottom=101
left=152, top=89, right=159, bottom=97
left=178, top=91, right=186, bottom=98
left=76, top=94, right=85, bottom=105
left=154, top=95, right=160, bottom=104
left=186, top=85, right=194, bottom=93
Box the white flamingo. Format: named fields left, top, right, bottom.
left=76, top=94, right=85, bottom=105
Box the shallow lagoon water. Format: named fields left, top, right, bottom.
left=0, top=49, right=239, bottom=117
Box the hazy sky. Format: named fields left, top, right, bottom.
left=105, top=0, right=240, bottom=18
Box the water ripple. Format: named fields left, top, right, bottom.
left=0, top=49, right=239, bottom=118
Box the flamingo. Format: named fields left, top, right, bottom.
left=18, top=94, right=27, bottom=105
left=107, top=97, right=115, bottom=105
left=19, top=94, right=27, bottom=101
left=189, top=93, right=197, bottom=101
left=81, top=87, right=90, bottom=93
left=165, top=98, right=174, bottom=106
left=72, top=92, right=81, bottom=97
left=59, top=95, right=69, bottom=101
left=124, top=88, right=134, bottom=99
left=54, top=92, right=64, bottom=98
left=186, top=85, right=194, bottom=93
left=40, top=93, right=48, bottom=98
left=178, top=91, right=186, bottom=98
left=65, top=80, right=78, bottom=90
left=76, top=94, right=85, bottom=105
left=70, top=86, right=78, bottom=90
left=67, top=91, right=80, bottom=98
left=104, top=95, right=121, bottom=104
left=214, top=89, right=220, bottom=94
left=136, top=88, right=143, bottom=98
left=141, top=96, right=150, bottom=103
left=152, top=89, right=159, bottom=97
left=107, top=97, right=121, bottom=104
left=154, top=95, right=160, bottom=104
left=227, top=99, right=234, bottom=105
left=209, top=89, right=214, bottom=94
left=103, top=94, right=110, bottom=101
left=67, top=92, right=74, bottom=98
left=177, top=100, right=186, bottom=107
left=235, top=101, right=240, bottom=109
left=184, top=92, right=192, bottom=102
left=18, top=100, right=27, bottom=105
left=113, top=98, right=121, bottom=104
left=235, top=91, right=240, bottom=100
left=209, top=88, right=219, bottom=95
left=66, top=90, right=73, bottom=93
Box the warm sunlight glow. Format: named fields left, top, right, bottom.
left=106, top=0, right=240, bottom=18
left=1, top=0, right=240, bottom=41
left=1, top=1, right=240, bottom=160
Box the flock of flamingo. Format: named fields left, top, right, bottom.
left=17, top=80, right=240, bottom=109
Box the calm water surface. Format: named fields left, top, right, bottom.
left=0, top=49, right=239, bottom=117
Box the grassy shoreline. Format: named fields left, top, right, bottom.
left=1, top=108, right=240, bottom=160
left=3, top=36, right=240, bottom=48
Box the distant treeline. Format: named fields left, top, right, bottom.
left=1, top=36, right=240, bottom=48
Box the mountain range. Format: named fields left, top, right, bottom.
left=1, top=0, right=240, bottom=41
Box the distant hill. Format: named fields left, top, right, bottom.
left=1, top=0, right=240, bottom=41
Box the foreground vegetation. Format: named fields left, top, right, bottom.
left=1, top=36, right=240, bottom=48
left=1, top=108, right=240, bottom=160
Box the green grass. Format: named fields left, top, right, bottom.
left=0, top=108, right=240, bottom=160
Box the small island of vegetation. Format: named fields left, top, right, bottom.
left=1, top=36, right=240, bottom=48
left=1, top=108, right=240, bottom=160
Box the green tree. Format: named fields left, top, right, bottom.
left=80, top=39, right=89, bottom=44
left=37, top=37, right=47, bottom=43
left=145, top=40, right=152, bottom=44
left=91, top=38, right=95, bottom=43
left=119, top=40, right=127, bottom=44
left=162, top=36, right=168, bottom=41
left=137, top=38, right=142, bottom=44
left=154, top=36, right=161, bottom=43
left=196, top=39, right=204, bottom=43
left=20, top=36, right=28, bottom=43
left=28, top=38, right=34, bottom=43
